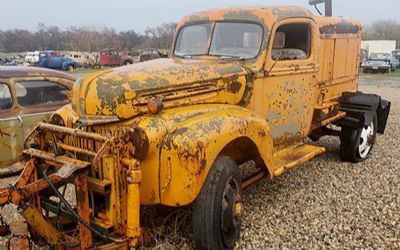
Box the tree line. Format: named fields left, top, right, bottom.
left=0, top=22, right=177, bottom=53
left=0, top=19, right=399, bottom=53
left=362, top=20, right=400, bottom=48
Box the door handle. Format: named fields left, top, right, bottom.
left=17, top=115, right=23, bottom=127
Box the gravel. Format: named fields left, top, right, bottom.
left=0, top=75, right=398, bottom=249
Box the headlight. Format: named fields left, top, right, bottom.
left=50, top=113, right=64, bottom=126
left=49, top=113, right=66, bottom=140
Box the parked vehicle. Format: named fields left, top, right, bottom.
left=37, top=51, right=76, bottom=71
left=139, top=48, right=168, bottom=62
left=0, top=54, right=21, bottom=66
left=65, top=51, right=98, bottom=68
left=24, top=51, right=40, bottom=64
left=99, top=48, right=133, bottom=66
left=0, top=66, right=75, bottom=168
left=0, top=3, right=391, bottom=250
left=361, top=52, right=398, bottom=73
left=392, top=49, right=400, bottom=68
left=0, top=55, right=10, bottom=65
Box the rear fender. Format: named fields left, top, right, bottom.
left=159, top=108, right=274, bottom=206
left=339, top=91, right=391, bottom=134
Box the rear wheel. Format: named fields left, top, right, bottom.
left=340, top=114, right=377, bottom=162
left=193, top=156, right=242, bottom=250
left=67, top=64, right=74, bottom=72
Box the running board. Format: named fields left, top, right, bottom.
left=273, top=144, right=325, bottom=177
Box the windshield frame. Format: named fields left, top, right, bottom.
left=173, top=20, right=265, bottom=60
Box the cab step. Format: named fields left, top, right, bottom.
left=273, top=144, right=325, bottom=177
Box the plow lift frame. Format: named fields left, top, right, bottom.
left=0, top=122, right=144, bottom=249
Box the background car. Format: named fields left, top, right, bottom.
left=0, top=54, right=22, bottom=66
left=99, top=48, right=133, bottom=66
left=65, top=51, right=98, bottom=68
left=38, top=51, right=76, bottom=71
left=139, top=48, right=168, bottom=62
left=0, top=66, right=75, bottom=168
left=24, top=51, right=40, bottom=64
left=392, top=49, right=400, bottom=68
left=361, top=52, right=397, bottom=73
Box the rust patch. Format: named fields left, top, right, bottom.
left=177, top=141, right=207, bottom=176
left=227, top=81, right=242, bottom=94
left=319, top=21, right=360, bottom=35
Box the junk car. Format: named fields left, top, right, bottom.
left=0, top=66, right=75, bottom=168
left=361, top=52, right=397, bottom=73
left=99, top=48, right=134, bottom=67
left=38, top=51, right=76, bottom=71
left=139, top=48, right=168, bottom=62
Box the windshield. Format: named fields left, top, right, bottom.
left=370, top=53, right=391, bottom=60
left=174, top=22, right=263, bottom=59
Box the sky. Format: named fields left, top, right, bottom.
left=1, top=0, right=399, bottom=33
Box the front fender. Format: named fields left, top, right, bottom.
left=159, top=105, right=274, bottom=206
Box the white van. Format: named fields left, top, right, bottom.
left=24, top=51, right=40, bottom=64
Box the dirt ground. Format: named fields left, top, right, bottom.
left=0, top=75, right=398, bottom=249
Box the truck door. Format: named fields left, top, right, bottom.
left=38, top=52, right=48, bottom=67
left=0, top=82, right=24, bottom=167
left=254, top=18, right=319, bottom=146
left=100, top=51, right=109, bottom=66
left=110, top=50, right=120, bottom=65
left=48, top=52, right=63, bottom=69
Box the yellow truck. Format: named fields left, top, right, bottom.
left=0, top=2, right=390, bottom=250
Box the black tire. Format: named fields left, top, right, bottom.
left=124, top=60, right=132, bottom=65
left=340, top=114, right=377, bottom=163
left=67, top=64, right=74, bottom=72
left=193, top=156, right=242, bottom=250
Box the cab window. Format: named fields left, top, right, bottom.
left=0, top=83, right=13, bottom=110
left=272, top=23, right=311, bottom=61
left=15, top=81, right=69, bottom=107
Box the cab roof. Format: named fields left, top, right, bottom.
left=179, top=5, right=313, bottom=26
left=0, top=66, right=76, bottom=81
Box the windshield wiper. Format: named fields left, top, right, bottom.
left=218, top=55, right=246, bottom=60
left=175, top=54, right=192, bottom=59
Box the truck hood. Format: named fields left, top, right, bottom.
left=73, top=58, right=251, bottom=123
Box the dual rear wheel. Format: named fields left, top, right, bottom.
left=340, top=114, right=377, bottom=162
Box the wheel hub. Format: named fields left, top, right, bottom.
left=359, top=120, right=374, bottom=158
left=221, top=176, right=241, bottom=248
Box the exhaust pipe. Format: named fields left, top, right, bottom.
left=309, top=0, right=332, bottom=16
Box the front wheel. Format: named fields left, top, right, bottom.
left=340, top=114, right=377, bottom=162
left=193, top=156, right=242, bottom=250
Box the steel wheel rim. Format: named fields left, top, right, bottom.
left=220, top=175, right=241, bottom=248
left=359, top=121, right=374, bottom=158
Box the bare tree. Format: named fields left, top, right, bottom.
left=363, top=20, right=400, bottom=48
left=144, top=22, right=177, bottom=49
